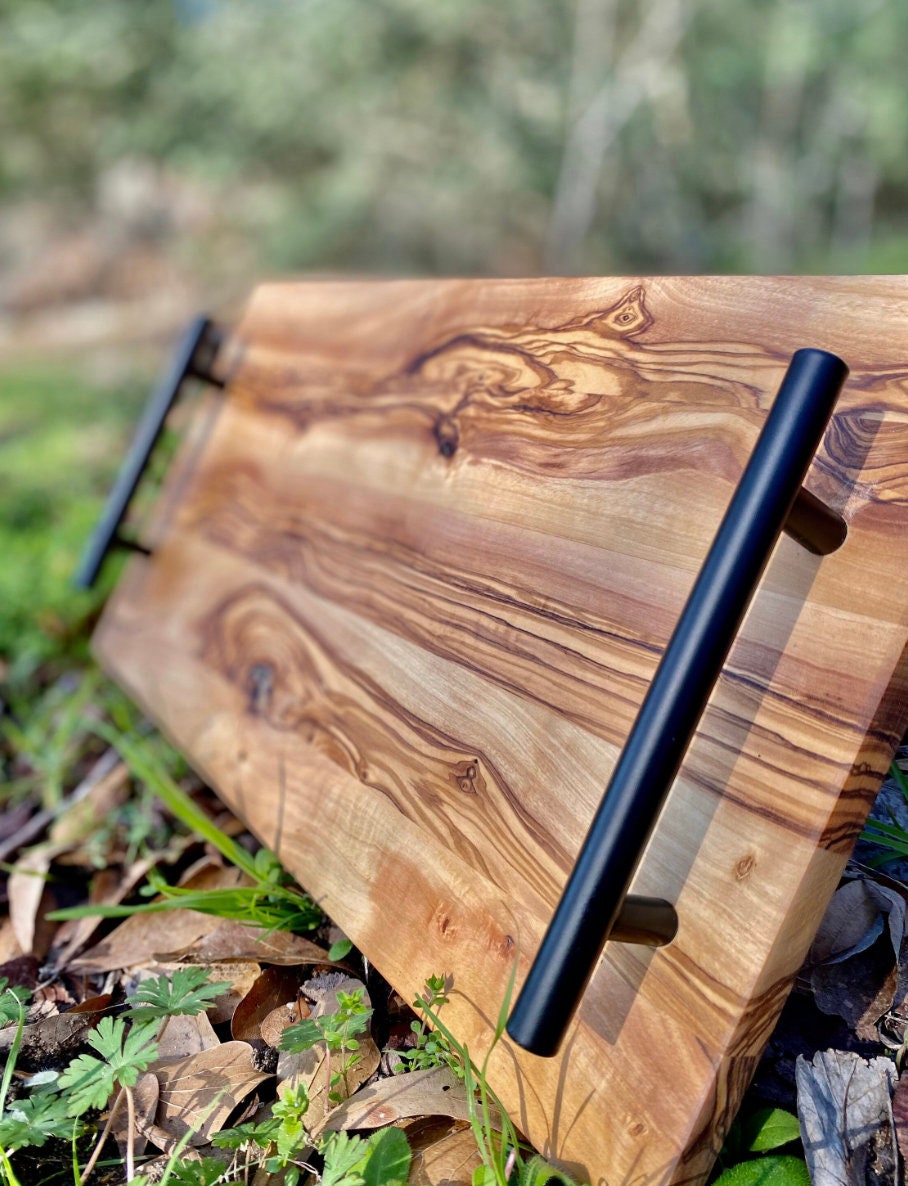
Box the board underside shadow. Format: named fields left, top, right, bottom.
left=94, top=276, right=908, bottom=1185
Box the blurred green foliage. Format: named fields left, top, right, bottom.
left=1, top=0, right=906, bottom=277
left=0, top=366, right=143, bottom=683
left=1, top=0, right=907, bottom=694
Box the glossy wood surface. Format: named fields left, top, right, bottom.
left=94, top=276, right=908, bottom=1184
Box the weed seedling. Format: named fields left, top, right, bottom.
left=57, top=1015, right=159, bottom=1178
left=407, top=971, right=581, bottom=1186
left=0, top=979, right=84, bottom=1176
left=280, top=988, right=374, bottom=1105
left=394, top=973, right=459, bottom=1075
left=48, top=722, right=322, bottom=934
left=122, top=966, right=232, bottom=1033
left=214, top=1084, right=313, bottom=1184
left=1, top=673, right=103, bottom=809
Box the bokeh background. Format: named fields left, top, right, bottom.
left=2, top=0, right=908, bottom=681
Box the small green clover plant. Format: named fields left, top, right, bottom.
left=320, top=1127, right=411, bottom=1186
left=57, top=1016, right=159, bottom=1115
left=122, top=966, right=231, bottom=1024
left=394, top=973, right=460, bottom=1075
left=280, top=988, right=374, bottom=1105
left=214, top=1083, right=312, bottom=1185
left=0, top=979, right=83, bottom=1164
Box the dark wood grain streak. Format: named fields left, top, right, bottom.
left=197, top=581, right=571, bottom=902
left=179, top=461, right=887, bottom=862
left=93, top=276, right=908, bottom=1186
left=233, top=287, right=908, bottom=506
left=183, top=461, right=877, bottom=752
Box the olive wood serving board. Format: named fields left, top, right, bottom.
left=93, top=276, right=908, bottom=1184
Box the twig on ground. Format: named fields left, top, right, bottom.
left=0, top=747, right=124, bottom=864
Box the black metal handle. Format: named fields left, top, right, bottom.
left=74, top=315, right=224, bottom=590
left=506, top=348, right=849, bottom=1058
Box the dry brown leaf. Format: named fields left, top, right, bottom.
left=8, top=846, right=53, bottom=956
left=157, top=920, right=335, bottom=967
left=135, top=1116, right=184, bottom=1159
left=0, top=918, right=24, bottom=966
left=405, top=1118, right=483, bottom=1186
left=70, top=993, right=114, bottom=1015
left=277, top=973, right=380, bottom=1135
left=69, top=910, right=218, bottom=975
left=153, top=1041, right=271, bottom=1145
left=70, top=863, right=245, bottom=974
left=261, top=1005, right=294, bottom=1049
left=52, top=857, right=158, bottom=968
left=319, top=1066, right=473, bottom=1134
left=0, top=994, right=111, bottom=1064
left=809, top=878, right=907, bottom=1031
left=178, top=854, right=233, bottom=884
left=0, top=955, right=40, bottom=995
left=814, top=940, right=900, bottom=1033
left=203, top=961, right=263, bottom=1025
left=893, top=1072, right=908, bottom=1168
left=156, top=1010, right=221, bottom=1059
left=3, top=761, right=151, bottom=962
left=48, top=760, right=129, bottom=851
left=796, top=1049, right=898, bottom=1186
left=31, top=979, right=76, bottom=1020
left=809, top=880, right=886, bottom=965
left=231, top=966, right=306, bottom=1043
left=857, top=963, right=901, bottom=1043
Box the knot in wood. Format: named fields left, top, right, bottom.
left=246, top=662, right=275, bottom=714
left=734, top=853, right=757, bottom=881
left=451, top=759, right=487, bottom=797
left=434, top=415, right=459, bottom=458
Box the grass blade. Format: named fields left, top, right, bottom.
left=89, top=721, right=261, bottom=880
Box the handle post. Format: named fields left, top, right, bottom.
left=74, top=315, right=223, bottom=590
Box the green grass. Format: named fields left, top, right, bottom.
left=0, top=362, right=146, bottom=684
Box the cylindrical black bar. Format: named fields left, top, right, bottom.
left=74, top=316, right=214, bottom=590
left=507, top=348, right=848, bottom=1057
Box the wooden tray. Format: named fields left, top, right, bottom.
left=93, top=276, right=908, bottom=1184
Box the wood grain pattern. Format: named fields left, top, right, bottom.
left=94, top=276, right=908, bottom=1185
